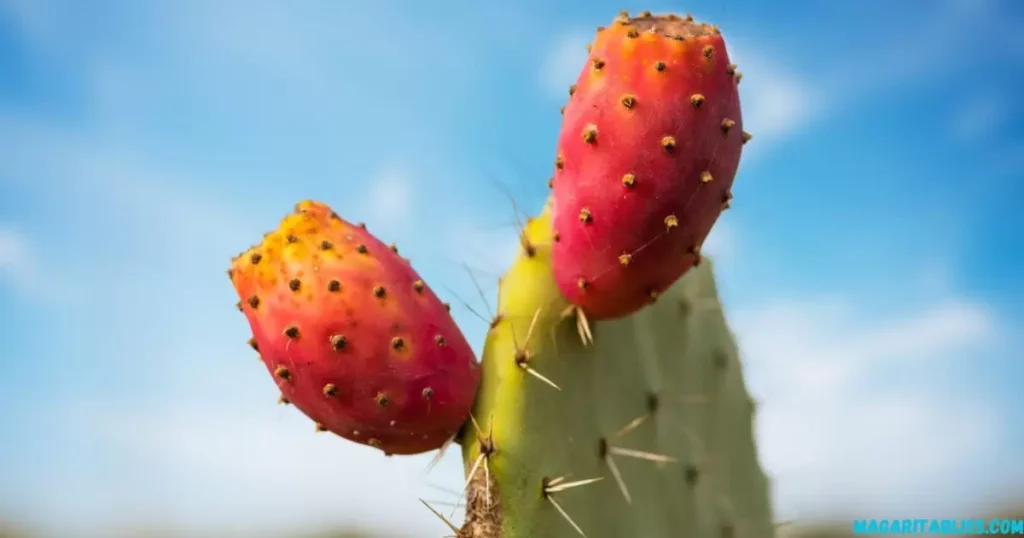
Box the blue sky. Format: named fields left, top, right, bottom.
left=0, top=0, right=1021, bottom=536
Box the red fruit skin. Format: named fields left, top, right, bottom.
left=228, top=200, right=480, bottom=455
left=550, top=14, right=745, bottom=320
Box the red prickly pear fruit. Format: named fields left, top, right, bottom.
left=228, top=200, right=480, bottom=455
left=550, top=13, right=746, bottom=320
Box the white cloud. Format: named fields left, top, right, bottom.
left=365, top=167, right=413, bottom=228
left=703, top=217, right=737, bottom=264
left=63, top=404, right=468, bottom=537
left=734, top=297, right=1005, bottom=519
left=728, top=44, right=820, bottom=145
left=0, top=227, right=79, bottom=304
left=540, top=32, right=591, bottom=99
left=0, top=228, right=35, bottom=289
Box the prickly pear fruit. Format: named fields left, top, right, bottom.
left=228, top=200, right=481, bottom=456
left=550, top=12, right=747, bottom=320
left=455, top=198, right=774, bottom=538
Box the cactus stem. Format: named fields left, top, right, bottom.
left=419, top=499, right=461, bottom=535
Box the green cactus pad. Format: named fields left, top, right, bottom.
left=456, top=201, right=774, bottom=538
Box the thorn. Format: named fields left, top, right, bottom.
left=654, top=61, right=666, bottom=72
left=419, top=499, right=461, bottom=535
left=608, top=446, right=677, bottom=463
left=462, top=413, right=495, bottom=507
left=661, top=135, right=677, bottom=151
left=690, top=94, right=705, bottom=108
left=591, top=58, right=605, bottom=70
left=702, top=45, right=714, bottom=59
left=575, top=306, right=594, bottom=346
left=483, top=450, right=492, bottom=507
left=542, top=479, right=590, bottom=538
left=440, top=283, right=489, bottom=326
left=605, top=452, right=631, bottom=504
left=521, top=362, right=562, bottom=391
left=544, top=477, right=604, bottom=494
left=510, top=308, right=559, bottom=391
left=463, top=264, right=494, bottom=319
left=327, top=279, right=341, bottom=292
left=613, top=414, right=649, bottom=439
left=620, top=95, right=637, bottom=109
left=464, top=452, right=486, bottom=492
left=523, top=307, right=543, bottom=348
left=581, top=124, right=598, bottom=143
left=288, top=278, right=301, bottom=291
left=621, top=173, right=635, bottom=188
left=548, top=496, right=588, bottom=537
left=423, top=434, right=455, bottom=475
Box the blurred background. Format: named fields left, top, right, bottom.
left=0, top=0, right=1021, bottom=536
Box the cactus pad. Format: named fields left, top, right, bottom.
left=456, top=200, right=774, bottom=538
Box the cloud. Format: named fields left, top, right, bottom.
left=0, top=227, right=80, bottom=304
left=703, top=217, right=737, bottom=265
left=728, top=45, right=821, bottom=146
left=734, top=297, right=1006, bottom=519
left=0, top=228, right=35, bottom=290
left=364, top=167, right=413, bottom=228
left=540, top=32, right=590, bottom=99
left=60, top=403, right=468, bottom=537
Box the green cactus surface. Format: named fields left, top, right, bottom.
left=455, top=200, right=775, bottom=538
